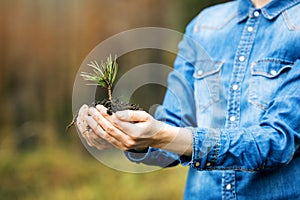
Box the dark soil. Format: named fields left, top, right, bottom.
left=96, top=98, right=142, bottom=115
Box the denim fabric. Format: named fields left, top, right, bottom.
left=126, top=0, right=300, bottom=199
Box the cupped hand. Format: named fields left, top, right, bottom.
left=75, top=104, right=113, bottom=150
left=86, top=105, right=169, bottom=151
left=76, top=104, right=192, bottom=156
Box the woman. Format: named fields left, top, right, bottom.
left=77, top=0, right=300, bottom=199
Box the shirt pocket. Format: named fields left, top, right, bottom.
left=248, top=59, right=293, bottom=110
left=193, top=60, right=223, bottom=112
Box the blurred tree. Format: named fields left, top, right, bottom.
left=0, top=0, right=229, bottom=149
left=0, top=1, right=231, bottom=199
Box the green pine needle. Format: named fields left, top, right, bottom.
left=80, top=55, right=118, bottom=89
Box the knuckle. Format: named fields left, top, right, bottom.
left=94, top=114, right=101, bottom=122
left=110, top=120, right=119, bottom=128
left=105, top=126, right=114, bottom=134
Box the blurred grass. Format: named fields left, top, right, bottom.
left=0, top=126, right=188, bottom=200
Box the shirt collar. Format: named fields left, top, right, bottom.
left=238, top=0, right=300, bottom=22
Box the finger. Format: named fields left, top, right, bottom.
left=76, top=106, right=98, bottom=147
left=75, top=105, right=112, bottom=149
left=95, top=105, right=146, bottom=137
left=76, top=105, right=88, bottom=129
left=76, top=114, right=89, bottom=135
left=86, top=128, right=109, bottom=149
left=84, top=129, right=98, bottom=147
left=84, top=114, right=128, bottom=150
left=115, top=110, right=150, bottom=122
left=94, top=138, right=113, bottom=150
left=89, top=107, right=121, bottom=134
left=96, top=104, right=149, bottom=122
left=84, top=114, right=108, bottom=139
left=92, top=106, right=121, bottom=128
left=78, top=104, right=89, bottom=119
left=87, top=108, right=140, bottom=150
left=95, top=104, right=107, bottom=114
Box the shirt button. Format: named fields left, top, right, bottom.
left=230, top=116, right=236, bottom=122
left=195, top=161, right=200, bottom=167
left=239, top=55, right=245, bottom=62
left=226, top=184, right=232, bottom=190
left=254, top=11, right=260, bottom=17
left=197, top=70, right=203, bottom=76
left=232, top=84, right=239, bottom=90
left=270, top=70, right=277, bottom=76
left=247, top=26, right=254, bottom=32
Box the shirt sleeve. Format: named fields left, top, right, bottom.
left=185, top=59, right=300, bottom=171
left=125, top=17, right=200, bottom=167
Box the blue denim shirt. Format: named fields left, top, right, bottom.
left=127, top=0, right=300, bottom=199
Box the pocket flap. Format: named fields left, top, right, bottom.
left=251, top=59, right=293, bottom=78
left=193, top=60, right=223, bottom=79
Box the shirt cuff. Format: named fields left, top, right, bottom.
left=179, top=128, right=221, bottom=170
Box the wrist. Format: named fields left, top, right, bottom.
left=152, top=122, right=178, bottom=148
left=152, top=122, right=192, bottom=156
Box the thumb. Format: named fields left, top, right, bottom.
left=115, top=110, right=149, bottom=122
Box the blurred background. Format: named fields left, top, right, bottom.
left=0, top=0, right=228, bottom=199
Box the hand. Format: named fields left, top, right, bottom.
left=86, top=105, right=169, bottom=151
left=81, top=104, right=192, bottom=156
left=76, top=104, right=113, bottom=150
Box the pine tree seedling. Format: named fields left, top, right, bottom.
left=80, top=55, right=118, bottom=101
left=66, top=55, right=141, bottom=130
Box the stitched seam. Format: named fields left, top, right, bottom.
left=282, top=10, right=300, bottom=30
left=211, top=130, right=220, bottom=165
left=196, top=14, right=237, bottom=31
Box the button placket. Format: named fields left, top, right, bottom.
left=225, top=8, right=259, bottom=129
left=222, top=172, right=236, bottom=199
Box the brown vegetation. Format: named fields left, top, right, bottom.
left=0, top=0, right=228, bottom=199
